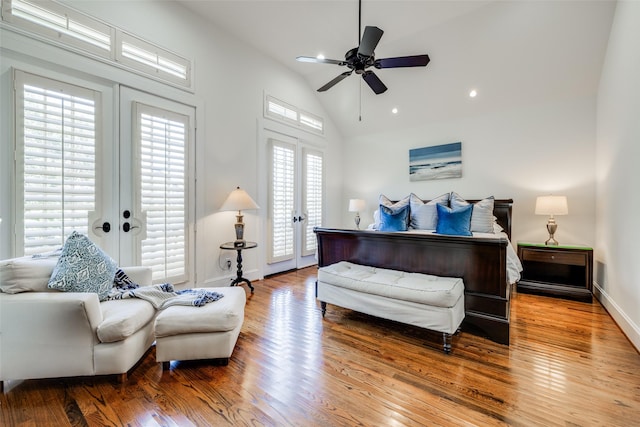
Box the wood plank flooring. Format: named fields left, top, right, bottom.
left=1, top=266, right=639, bottom=426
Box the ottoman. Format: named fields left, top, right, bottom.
left=155, top=287, right=246, bottom=369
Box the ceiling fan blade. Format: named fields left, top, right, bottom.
left=318, top=71, right=353, bottom=92
left=296, top=56, right=346, bottom=66
left=374, top=54, right=431, bottom=69
left=362, top=70, right=387, bottom=94
left=357, top=26, right=384, bottom=58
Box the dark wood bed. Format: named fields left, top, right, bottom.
left=314, top=198, right=514, bottom=345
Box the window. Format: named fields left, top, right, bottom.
left=14, top=70, right=100, bottom=255
left=265, top=95, right=324, bottom=135
left=117, top=31, right=191, bottom=87
left=2, top=0, right=193, bottom=89
left=134, top=103, right=188, bottom=283
left=302, top=148, right=323, bottom=256
left=268, top=140, right=296, bottom=262
left=2, top=0, right=112, bottom=58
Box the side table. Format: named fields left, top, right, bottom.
left=517, top=242, right=593, bottom=301
left=220, top=241, right=257, bottom=293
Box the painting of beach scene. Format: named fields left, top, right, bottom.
left=409, top=142, right=462, bottom=181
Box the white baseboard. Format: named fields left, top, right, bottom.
left=201, top=269, right=261, bottom=288
left=593, top=282, right=640, bottom=352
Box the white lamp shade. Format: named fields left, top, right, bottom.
left=220, top=187, right=260, bottom=212
left=348, top=199, right=366, bottom=212
left=535, top=195, right=568, bottom=215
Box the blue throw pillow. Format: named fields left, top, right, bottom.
left=379, top=204, right=409, bottom=232
left=435, top=203, right=473, bottom=236
left=48, top=231, right=117, bottom=301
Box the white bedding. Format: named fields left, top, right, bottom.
left=400, top=229, right=523, bottom=284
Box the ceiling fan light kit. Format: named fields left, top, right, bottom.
left=296, top=0, right=430, bottom=95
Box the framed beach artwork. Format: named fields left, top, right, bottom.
left=409, top=142, right=462, bottom=181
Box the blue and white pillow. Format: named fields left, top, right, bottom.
left=450, top=192, right=495, bottom=233
left=48, top=231, right=117, bottom=301
left=435, top=203, right=473, bottom=236
left=409, top=192, right=450, bottom=230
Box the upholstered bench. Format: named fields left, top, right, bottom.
left=155, top=287, right=246, bottom=369
left=317, top=261, right=465, bottom=353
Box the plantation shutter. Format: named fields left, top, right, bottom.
left=268, top=139, right=296, bottom=263
left=302, top=148, right=323, bottom=256
left=134, top=103, right=188, bottom=283
left=15, top=71, right=100, bottom=256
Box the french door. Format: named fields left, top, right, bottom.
left=264, top=130, right=324, bottom=276
left=14, top=71, right=194, bottom=283
left=118, top=87, right=194, bottom=283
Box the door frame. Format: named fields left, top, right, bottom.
left=257, top=118, right=326, bottom=277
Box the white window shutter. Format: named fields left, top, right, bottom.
left=15, top=70, right=99, bottom=256
left=135, top=103, right=188, bottom=283
left=302, top=148, right=323, bottom=256
left=268, top=140, right=296, bottom=263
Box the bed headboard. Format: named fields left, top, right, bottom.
left=421, top=197, right=514, bottom=240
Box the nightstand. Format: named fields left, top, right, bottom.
left=517, top=242, right=593, bottom=301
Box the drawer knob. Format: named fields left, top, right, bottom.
left=551, top=255, right=555, bottom=259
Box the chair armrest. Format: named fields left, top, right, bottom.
left=0, top=292, right=103, bottom=380
left=121, top=266, right=152, bottom=286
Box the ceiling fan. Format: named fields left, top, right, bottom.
left=296, top=0, right=430, bottom=95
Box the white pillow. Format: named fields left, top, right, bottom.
left=409, top=192, right=450, bottom=230
left=0, top=256, right=59, bottom=294
left=450, top=192, right=495, bottom=233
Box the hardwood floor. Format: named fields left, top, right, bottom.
left=1, top=266, right=639, bottom=426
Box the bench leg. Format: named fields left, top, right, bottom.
left=320, top=301, right=327, bottom=317
left=443, top=333, right=452, bottom=354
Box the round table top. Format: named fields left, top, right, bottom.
left=220, top=241, right=257, bottom=250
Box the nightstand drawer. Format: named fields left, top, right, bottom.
left=521, top=250, right=586, bottom=266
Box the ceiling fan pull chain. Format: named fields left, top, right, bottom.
left=359, top=78, right=362, bottom=122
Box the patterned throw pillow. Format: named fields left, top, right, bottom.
left=48, top=231, right=117, bottom=301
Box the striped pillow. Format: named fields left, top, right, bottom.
left=450, top=192, right=495, bottom=233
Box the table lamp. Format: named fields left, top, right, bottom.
left=220, top=186, right=260, bottom=247
left=535, top=195, right=568, bottom=245
left=348, top=199, right=366, bottom=229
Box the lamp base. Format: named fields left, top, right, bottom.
left=234, top=213, right=245, bottom=247
left=354, top=213, right=361, bottom=230
left=545, top=218, right=559, bottom=246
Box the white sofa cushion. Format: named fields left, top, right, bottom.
left=155, top=287, right=246, bottom=338
left=97, top=298, right=156, bottom=343
left=318, top=261, right=464, bottom=308
left=0, top=256, right=58, bottom=294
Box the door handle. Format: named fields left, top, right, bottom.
left=94, top=222, right=111, bottom=233
left=122, top=222, right=139, bottom=233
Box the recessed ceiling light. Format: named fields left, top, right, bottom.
left=469, top=89, right=478, bottom=98
left=391, top=107, right=398, bottom=114
left=316, top=54, right=325, bottom=60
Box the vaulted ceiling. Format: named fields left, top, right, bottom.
left=177, top=0, right=617, bottom=139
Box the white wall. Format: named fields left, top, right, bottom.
left=0, top=1, right=344, bottom=285
left=595, top=0, right=640, bottom=350
left=341, top=94, right=597, bottom=248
